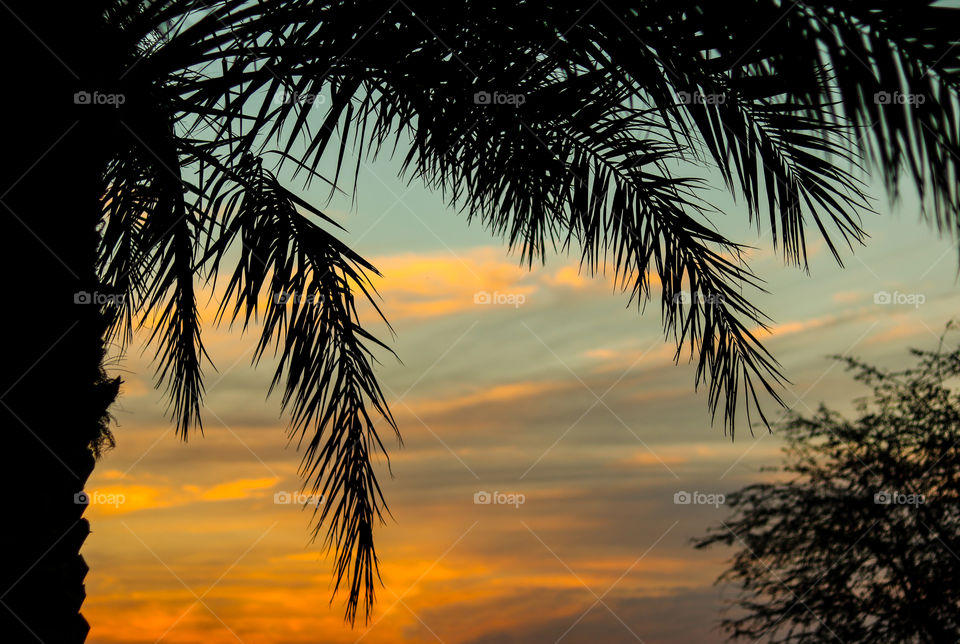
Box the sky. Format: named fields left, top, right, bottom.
left=80, top=132, right=960, bottom=643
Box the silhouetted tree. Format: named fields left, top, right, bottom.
left=3, top=1, right=960, bottom=640
left=696, top=329, right=960, bottom=643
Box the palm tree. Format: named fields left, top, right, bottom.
left=2, top=0, right=959, bottom=640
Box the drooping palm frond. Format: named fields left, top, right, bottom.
left=201, top=155, right=397, bottom=622
left=94, top=0, right=960, bottom=623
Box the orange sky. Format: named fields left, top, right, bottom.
left=81, top=169, right=960, bottom=644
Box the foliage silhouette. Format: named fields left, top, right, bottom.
left=696, top=328, right=960, bottom=642
left=3, top=0, right=960, bottom=639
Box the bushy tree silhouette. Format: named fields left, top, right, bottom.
left=697, top=328, right=960, bottom=643
left=3, top=1, right=960, bottom=640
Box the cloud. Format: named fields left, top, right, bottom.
left=193, top=476, right=279, bottom=502
left=542, top=264, right=595, bottom=290
left=359, top=247, right=621, bottom=321
left=756, top=313, right=838, bottom=339
left=613, top=442, right=782, bottom=469
left=617, top=450, right=689, bottom=467
left=582, top=343, right=678, bottom=373
left=403, top=380, right=572, bottom=416
left=84, top=475, right=280, bottom=516
left=864, top=319, right=929, bottom=346
left=832, top=290, right=863, bottom=304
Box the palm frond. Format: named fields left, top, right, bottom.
left=201, top=154, right=397, bottom=622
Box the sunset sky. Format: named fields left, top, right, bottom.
left=82, top=146, right=960, bottom=643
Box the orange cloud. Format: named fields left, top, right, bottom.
left=84, top=484, right=173, bottom=516
left=542, top=264, right=593, bottom=289
left=832, top=290, right=863, bottom=304
left=196, top=476, right=279, bottom=502
left=755, top=313, right=836, bottom=339
left=583, top=343, right=678, bottom=373
left=360, top=247, right=636, bottom=320
left=366, top=247, right=537, bottom=320
left=84, top=476, right=279, bottom=516
left=617, top=451, right=689, bottom=467
left=613, top=442, right=780, bottom=469
left=404, top=380, right=570, bottom=416
left=865, top=319, right=928, bottom=345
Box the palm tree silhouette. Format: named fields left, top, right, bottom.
left=2, top=1, right=959, bottom=641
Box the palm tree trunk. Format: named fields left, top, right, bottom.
left=1, top=2, right=118, bottom=640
